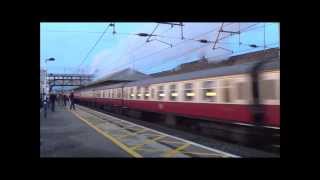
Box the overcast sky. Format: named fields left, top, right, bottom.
left=40, top=22, right=279, bottom=80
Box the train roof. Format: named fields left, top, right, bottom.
left=95, top=82, right=126, bottom=90
left=125, top=57, right=279, bottom=87
left=76, top=56, right=279, bottom=91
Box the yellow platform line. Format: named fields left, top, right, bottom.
left=163, top=143, right=191, bottom=157
left=135, top=147, right=165, bottom=153
left=75, top=109, right=133, bottom=136
left=157, top=140, right=186, bottom=145
left=118, top=129, right=148, bottom=140
left=130, top=135, right=166, bottom=150
left=70, top=110, right=143, bottom=158
left=183, top=151, right=226, bottom=157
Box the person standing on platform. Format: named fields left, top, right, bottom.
left=58, top=93, right=62, bottom=106
left=57, top=93, right=60, bottom=105
left=43, top=94, right=49, bottom=118
left=49, top=92, right=57, bottom=112
left=69, top=91, right=75, bottom=110
left=63, top=94, right=68, bottom=107
left=60, top=93, right=63, bottom=106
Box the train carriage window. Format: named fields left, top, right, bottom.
left=202, top=81, right=217, bottom=102
left=260, top=79, right=277, bottom=100
left=123, top=88, right=127, bottom=99
left=184, top=83, right=194, bottom=101
left=170, top=84, right=178, bottom=101
left=130, top=87, right=134, bottom=99
left=220, top=80, right=232, bottom=103
left=113, top=89, right=116, bottom=98
left=151, top=88, right=155, bottom=99
left=235, top=82, right=249, bottom=100
left=158, top=86, right=165, bottom=100
left=127, top=88, right=129, bottom=99
left=116, top=89, right=119, bottom=98
left=117, top=88, right=121, bottom=98
left=126, top=88, right=129, bottom=99
left=144, top=86, right=150, bottom=100
left=276, top=79, right=280, bottom=100
left=136, top=87, right=142, bottom=100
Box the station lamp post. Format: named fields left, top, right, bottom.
left=44, top=57, right=55, bottom=95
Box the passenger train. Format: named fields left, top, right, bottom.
left=74, top=57, right=280, bottom=129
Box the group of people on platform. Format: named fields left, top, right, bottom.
left=41, top=91, right=76, bottom=118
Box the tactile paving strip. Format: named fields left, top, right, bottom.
left=72, top=105, right=240, bottom=158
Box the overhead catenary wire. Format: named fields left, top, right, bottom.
left=140, top=43, right=212, bottom=73
left=103, top=23, right=236, bottom=75
left=118, top=26, right=175, bottom=58
left=44, top=23, right=274, bottom=77
left=76, top=23, right=111, bottom=72
left=106, top=25, right=180, bottom=72
left=219, top=23, right=275, bottom=46
left=128, top=23, right=278, bottom=74
left=104, top=28, right=223, bottom=74
left=44, top=23, right=259, bottom=46
left=108, top=24, right=242, bottom=74
left=51, top=23, right=269, bottom=77
left=146, top=23, right=160, bottom=42
left=145, top=41, right=280, bottom=73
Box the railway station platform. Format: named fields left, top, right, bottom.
left=40, top=103, right=239, bottom=158
left=40, top=105, right=131, bottom=157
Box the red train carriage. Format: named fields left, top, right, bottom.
left=75, top=58, right=280, bottom=128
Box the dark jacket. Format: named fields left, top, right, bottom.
left=69, top=93, right=74, bottom=101
left=49, top=94, right=56, bottom=102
